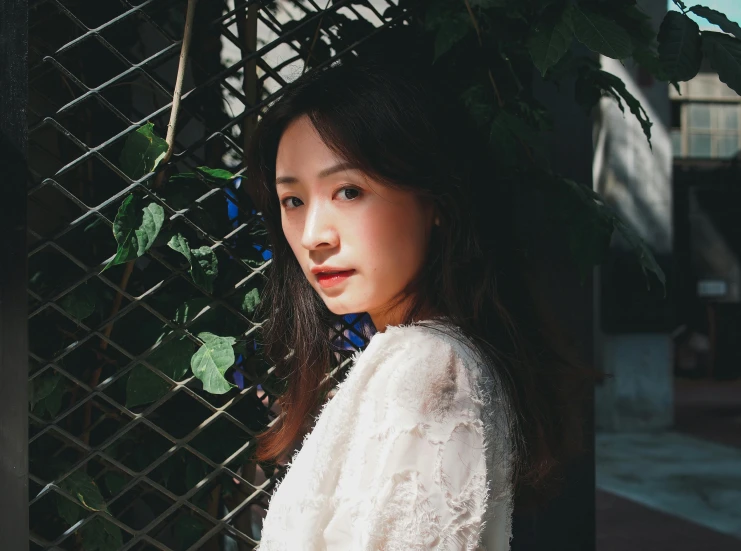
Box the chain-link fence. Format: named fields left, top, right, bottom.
left=26, top=1, right=408, bottom=548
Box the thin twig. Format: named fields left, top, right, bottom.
left=463, top=0, right=482, bottom=46
left=303, top=0, right=332, bottom=73
left=162, top=0, right=199, bottom=166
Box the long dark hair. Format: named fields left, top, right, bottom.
left=244, top=53, right=595, bottom=506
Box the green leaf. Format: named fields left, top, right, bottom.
left=168, top=233, right=192, bottom=263
left=105, top=195, right=138, bottom=268
left=102, top=472, right=127, bottom=498
left=119, top=122, right=168, bottom=181
left=56, top=494, right=81, bottom=526
left=470, top=0, right=509, bottom=6
left=126, top=336, right=196, bottom=408
left=125, top=365, right=171, bottom=408
left=191, top=332, right=236, bottom=394
left=167, top=234, right=219, bottom=293
left=548, top=178, right=665, bottom=291
left=30, top=372, right=65, bottom=418
left=149, top=338, right=196, bottom=381
left=61, top=471, right=108, bottom=512
left=59, top=283, right=96, bottom=321
left=196, top=166, right=237, bottom=180
left=588, top=69, right=654, bottom=147
left=433, top=14, right=471, bottom=62
left=174, top=298, right=212, bottom=326
left=690, top=5, right=741, bottom=39
left=104, top=195, right=165, bottom=270
left=240, top=287, right=261, bottom=316
left=80, top=516, right=124, bottom=551
left=137, top=202, right=165, bottom=252
left=658, top=11, right=702, bottom=81
left=30, top=371, right=62, bottom=408
left=190, top=247, right=219, bottom=293
left=528, top=5, right=574, bottom=76
left=571, top=5, right=633, bottom=59
left=701, top=31, right=741, bottom=96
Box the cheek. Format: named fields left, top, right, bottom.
left=359, top=204, right=429, bottom=272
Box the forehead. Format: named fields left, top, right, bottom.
left=276, top=116, right=336, bottom=165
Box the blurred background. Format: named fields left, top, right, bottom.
left=594, top=2, right=741, bottom=549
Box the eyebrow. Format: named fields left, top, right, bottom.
left=275, top=161, right=359, bottom=186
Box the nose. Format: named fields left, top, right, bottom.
left=301, top=200, right=338, bottom=250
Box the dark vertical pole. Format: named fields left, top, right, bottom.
left=510, top=63, right=596, bottom=550
left=0, top=0, right=29, bottom=548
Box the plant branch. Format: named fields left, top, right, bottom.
left=162, top=0, right=199, bottom=166
left=303, top=0, right=332, bottom=73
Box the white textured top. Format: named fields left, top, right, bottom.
left=256, top=320, right=515, bottom=551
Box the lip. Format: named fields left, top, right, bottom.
left=315, top=269, right=356, bottom=288
left=310, top=265, right=352, bottom=275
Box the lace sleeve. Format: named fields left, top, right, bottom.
left=322, top=331, right=492, bottom=551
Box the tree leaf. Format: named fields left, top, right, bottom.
left=148, top=337, right=195, bottom=381
left=125, top=365, right=171, bottom=408
left=59, top=283, right=96, bottom=321
left=190, top=246, right=218, bottom=293
left=119, top=122, right=168, bottom=181
left=105, top=195, right=138, bottom=268
left=240, top=287, right=261, bottom=316
left=433, top=14, right=471, bottom=62
left=30, top=372, right=65, bottom=418
left=174, top=297, right=212, bottom=326
left=167, top=234, right=219, bottom=293
left=104, top=195, right=165, bottom=271
left=470, top=0, right=509, bottom=7
left=190, top=332, right=236, bottom=394
left=56, top=494, right=81, bottom=526
left=61, top=470, right=108, bottom=512
left=196, top=166, right=237, bottom=180
left=80, top=516, right=124, bottom=551
left=571, top=5, right=633, bottom=59
left=528, top=5, right=574, bottom=76
left=30, top=371, right=62, bottom=408
left=690, top=5, right=741, bottom=39
left=102, top=472, right=127, bottom=497
left=136, top=202, right=165, bottom=255
left=590, top=69, right=654, bottom=147
left=701, top=31, right=741, bottom=96
left=658, top=11, right=702, bottom=81
left=167, top=233, right=192, bottom=263
left=549, top=178, right=665, bottom=291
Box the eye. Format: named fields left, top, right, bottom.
left=280, top=186, right=362, bottom=211
left=337, top=186, right=362, bottom=201
left=280, top=196, right=303, bottom=210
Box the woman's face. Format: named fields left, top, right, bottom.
left=275, top=115, right=436, bottom=331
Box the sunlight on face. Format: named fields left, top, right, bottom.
left=275, top=115, right=436, bottom=331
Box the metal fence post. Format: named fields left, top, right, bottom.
left=1, top=0, right=30, bottom=548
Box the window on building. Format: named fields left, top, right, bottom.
left=669, top=73, right=741, bottom=159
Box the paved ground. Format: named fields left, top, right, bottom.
left=596, top=378, right=741, bottom=550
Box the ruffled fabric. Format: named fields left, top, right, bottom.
left=256, top=320, right=514, bottom=551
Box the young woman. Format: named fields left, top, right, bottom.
left=244, top=54, right=591, bottom=550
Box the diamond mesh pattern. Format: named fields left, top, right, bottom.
left=28, top=1, right=407, bottom=548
